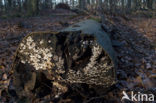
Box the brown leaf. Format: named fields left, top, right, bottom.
left=0, top=65, right=5, bottom=70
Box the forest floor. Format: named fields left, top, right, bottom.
left=0, top=9, right=155, bottom=103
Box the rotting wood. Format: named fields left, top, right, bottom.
left=11, top=19, right=117, bottom=98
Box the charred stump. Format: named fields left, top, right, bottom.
left=11, top=20, right=117, bottom=100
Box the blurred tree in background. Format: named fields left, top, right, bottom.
left=0, top=0, right=155, bottom=17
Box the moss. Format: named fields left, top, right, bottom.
left=88, top=16, right=102, bottom=23
left=0, top=15, right=8, bottom=19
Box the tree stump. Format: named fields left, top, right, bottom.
left=11, top=20, right=117, bottom=99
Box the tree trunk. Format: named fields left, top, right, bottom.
left=126, top=0, right=131, bottom=13
left=147, top=0, right=153, bottom=10
left=17, top=0, right=22, bottom=12
left=104, top=0, right=109, bottom=11
left=133, top=0, right=138, bottom=11
left=79, top=0, right=86, bottom=9
left=87, top=0, right=90, bottom=5
left=27, top=0, right=39, bottom=16
left=98, top=0, right=102, bottom=8
left=7, top=0, right=12, bottom=12
left=12, top=20, right=117, bottom=99
left=7, top=0, right=12, bottom=8
left=0, top=0, right=3, bottom=11
left=121, top=0, right=125, bottom=13
left=109, top=0, right=113, bottom=13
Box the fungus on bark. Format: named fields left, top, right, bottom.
left=11, top=20, right=117, bottom=98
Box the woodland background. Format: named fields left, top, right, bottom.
left=0, top=0, right=156, bottom=17
left=0, top=0, right=156, bottom=103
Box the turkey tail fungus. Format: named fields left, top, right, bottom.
left=11, top=20, right=117, bottom=100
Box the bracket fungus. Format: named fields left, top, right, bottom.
left=11, top=20, right=117, bottom=98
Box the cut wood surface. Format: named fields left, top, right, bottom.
left=12, top=19, right=117, bottom=98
